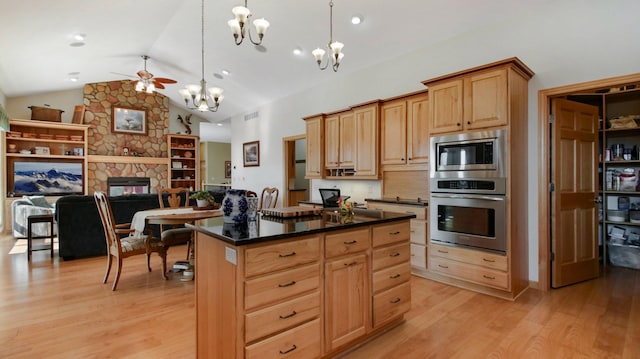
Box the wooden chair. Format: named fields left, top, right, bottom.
left=260, top=187, right=279, bottom=210
left=158, top=187, right=193, bottom=260
left=94, top=191, right=167, bottom=291
left=246, top=190, right=257, bottom=198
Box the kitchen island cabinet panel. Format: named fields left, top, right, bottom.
left=244, top=263, right=320, bottom=310
left=245, top=318, right=322, bottom=359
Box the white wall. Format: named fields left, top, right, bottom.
left=231, top=0, right=640, bottom=282
left=6, top=88, right=83, bottom=122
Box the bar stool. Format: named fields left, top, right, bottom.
left=27, top=213, right=55, bottom=261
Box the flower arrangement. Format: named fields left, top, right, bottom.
left=338, top=196, right=354, bottom=216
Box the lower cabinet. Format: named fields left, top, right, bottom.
left=195, top=220, right=412, bottom=359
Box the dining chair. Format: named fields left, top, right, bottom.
left=94, top=191, right=167, bottom=291
left=158, top=187, right=193, bottom=260
left=260, top=187, right=279, bottom=210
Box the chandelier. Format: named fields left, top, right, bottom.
left=312, top=1, right=344, bottom=72
left=227, top=0, right=270, bottom=46
left=179, top=0, right=224, bottom=112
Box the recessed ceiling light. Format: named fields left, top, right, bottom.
left=221, top=69, right=231, bottom=75
left=73, top=33, right=86, bottom=41
left=293, top=47, right=303, bottom=56
left=68, top=72, right=80, bottom=82
left=351, top=14, right=363, bottom=25
left=217, top=123, right=223, bottom=127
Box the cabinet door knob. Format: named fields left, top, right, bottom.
left=457, top=123, right=461, bottom=126
left=467, top=121, right=471, bottom=125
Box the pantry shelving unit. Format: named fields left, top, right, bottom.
left=167, top=134, right=200, bottom=191
left=571, top=86, right=640, bottom=269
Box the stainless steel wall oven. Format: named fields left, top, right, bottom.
left=429, top=130, right=508, bottom=253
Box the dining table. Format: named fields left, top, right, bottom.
left=130, top=207, right=222, bottom=280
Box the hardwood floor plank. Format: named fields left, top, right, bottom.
left=1, top=234, right=638, bottom=358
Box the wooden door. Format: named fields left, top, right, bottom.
left=325, top=114, right=340, bottom=168
left=304, top=116, right=323, bottom=179
left=324, top=253, right=369, bottom=351
left=407, top=94, right=429, bottom=164
left=381, top=99, right=407, bottom=165
left=551, top=98, right=599, bottom=288
left=428, top=79, right=463, bottom=134
left=354, top=105, right=378, bottom=177
left=464, top=68, right=508, bottom=130
left=339, top=111, right=355, bottom=168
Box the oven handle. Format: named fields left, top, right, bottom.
left=430, top=193, right=505, bottom=201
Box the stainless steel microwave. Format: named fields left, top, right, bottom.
left=430, top=129, right=507, bottom=179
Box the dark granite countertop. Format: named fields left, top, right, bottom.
left=188, top=209, right=415, bottom=246
left=365, top=198, right=428, bottom=207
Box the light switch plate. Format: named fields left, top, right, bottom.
left=225, top=247, right=237, bottom=265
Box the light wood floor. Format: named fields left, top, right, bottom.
left=0, top=233, right=638, bottom=359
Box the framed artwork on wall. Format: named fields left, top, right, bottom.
left=225, top=160, right=232, bottom=178
left=243, top=141, right=260, bottom=167
left=112, top=106, right=146, bottom=135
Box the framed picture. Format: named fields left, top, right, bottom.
left=112, top=106, right=146, bottom=135
left=243, top=141, right=260, bottom=167
left=225, top=160, right=232, bottom=178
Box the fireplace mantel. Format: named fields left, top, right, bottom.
left=87, top=155, right=168, bottom=165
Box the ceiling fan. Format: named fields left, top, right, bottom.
left=127, top=55, right=177, bottom=93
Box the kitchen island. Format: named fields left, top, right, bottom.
left=188, top=208, right=415, bottom=359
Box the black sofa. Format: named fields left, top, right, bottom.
left=55, top=189, right=227, bottom=260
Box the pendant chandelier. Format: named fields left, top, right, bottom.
left=312, top=1, right=344, bottom=72
left=179, top=0, right=224, bottom=112
left=227, top=0, right=270, bottom=46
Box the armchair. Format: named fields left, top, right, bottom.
left=11, top=196, right=56, bottom=238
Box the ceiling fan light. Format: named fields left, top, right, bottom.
left=253, top=18, right=269, bottom=35
left=146, top=83, right=155, bottom=93
left=228, top=19, right=241, bottom=35
left=232, top=6, right=251, bottom=24
left=312, top=48, right=326, bottom=62
left=135, top=81, right=145, bottom=92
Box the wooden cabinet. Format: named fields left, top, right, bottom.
left=381, top=92, right=429, bottom=167
left=324, top=111, right=355, bottom=175
left=195, top=219, right=411, bottom=358
left=304, top=115, right=324, bottom=179
left=367, top=201, right=428, bottom=275
left=167, top=134, right=200, bottom=190
left=424, top=59, right=531, bottom=135
left=429, top=243, right=509, bottom=290
left=4, top=119, right=89, bottom=195
left=353, top=104, right=379, bottom=178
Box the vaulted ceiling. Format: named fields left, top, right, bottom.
left=1, top=0, right=541, bottom=139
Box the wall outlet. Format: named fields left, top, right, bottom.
left=225, top=247, right=237, bottom=265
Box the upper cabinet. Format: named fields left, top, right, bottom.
left=423, top=58, right=534, bottom=135
left=381, top=91, right=429, bottom=167
left=304, top=115, right=324, bottom=179
left=353, top=103, right=379, bottom=178
left=325, top=111, right=355, bottom=172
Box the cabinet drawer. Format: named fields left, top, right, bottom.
left=372, top=221, right=410, bottom=247
left=429, top=255, right=509, bottom=290
left=245, top=236, right=320, bottom=277
left=245, top=291, right=321, bottom=343
left=367, top=203, right=427, bottom=220
left=372, top=281, right=411, bottom=328
left=429, top=243, right=507, bottom=271
left=410, top=243, right=427, bottom=270
left=245, top=263, right=320, bottom=310
left=325, top=228, right=370, bottom=258
left=410, top=219, right=427, bottom=245
left=372, top=242, right=411, bottom=271
left=372, top=261, right=411, bottom=293
left=245, top=318, right=321, bottom=359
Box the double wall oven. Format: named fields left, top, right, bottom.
left=429, top=129, right=507, bottom=253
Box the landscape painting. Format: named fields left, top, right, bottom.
left=13, top=161, right=83, bottom=195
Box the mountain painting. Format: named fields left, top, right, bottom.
left=13, top=162, right=83, bottom=195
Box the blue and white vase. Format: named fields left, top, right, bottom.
left=222, top=189, right=248, bottom=223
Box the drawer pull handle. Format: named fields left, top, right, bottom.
left=343, top=240, right=357, bottom=245
left=483, top=275, right=496, bottom=280
left=389, top=231, right=401, bottom=235
left=279, top=251, right=296, bottom=258
left=482, top=258, right=495, bottom=263
left=389, top=252, right=400, bottom=257
left=278, top=280, right=296, bottom=288
left=344, top=261, right=358, bottom=267
left=279, top=310, right=297, bottom=319
left=390, top=273, right=401, bottom=279
left=390, top=297, right=401, bottom=304
left=279, top=344, right=297, bottom=355
left=438, top=264, right=449, bottom=269
left=437, top=250, right=448, bottom=254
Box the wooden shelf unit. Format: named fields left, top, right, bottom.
left=167, top=134, right=200, bottom=191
